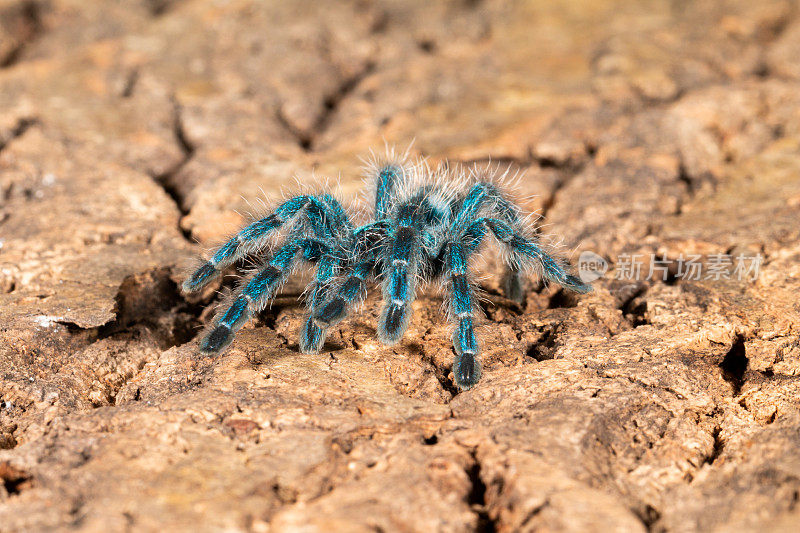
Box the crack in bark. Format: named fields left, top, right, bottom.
left=525, top=323, right=560, bottom=362
left=0, top=0, right=43, bottom=69
left=150, top=98, right=196, bottom=241
left=120, top=67, right=139, bottom=98
left=0, top=461, right=33, bottom=496
left=720, top=335, right=748, bottom=396
left=466, top=449, right=498, bottom=533
left=633, top=503, right=662, bottom=533
left=538, top=163, right=588, bottom=224
left=277, top=60, right=376, bottom=152
left=59, top=267, right=203, bottom=352
left=415, top=331, right=460, bottom=399
left=596, top=371, right=688, bottom=401
left=619, top=282, right=650, bottom=328
left=53, top=267, right=204, bottom=406
left=146, top=0, right=178, bottom=18
left=0, top=116, right=38, bottom=154
left=703, top=425, right=724, bottom=467
left=518, top=499, right=550, bottom=530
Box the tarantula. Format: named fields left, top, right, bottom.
left=183, top=151, right=591, bottom=390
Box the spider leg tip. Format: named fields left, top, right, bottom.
left=565, top=274, right=593, bottom=293
left=184, top=262, right=218, bottom=293
left=453, top=352, right=481, bottom=390
left=312, top=297, right=347, bottom=328
left=199, top=324, right=233, bottom=353
left=377, top=302, right=411, bottom=344
left=501, top=268, right=527, bottom=303
left=181, top=279, right=202, bottom=295
left=300, top=317, right=327, bottom=353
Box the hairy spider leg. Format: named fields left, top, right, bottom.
left=453, top=181, right=530, bottom=302
left=183, top=194, right=347, bottom=293
left=277, top=193, right=357, bottom=351
left=500, top=265, right=526, bottom=304
left=199, top=237, right=325, bottom=353
left=377, top=203, right=423, bottom=344
left=296, top=192, right=360, bottom=350
left=444, top=240, right=482, bottom=390
left=374, top=164, right=407, bottom=220
left=313, top=258, right=376, bottom=327
left=473, top=217, right=591, bottom=293
left=317, top=193, right=354, bottom=234
left=481, top=186, right=529, bottom=302
left=416, top=185, right=453, bottom=259
left=310, top=221, right=388, bottom=330
left=299, top=253, right=340, bottom=353
left=451, top=182, right=510, bottom=232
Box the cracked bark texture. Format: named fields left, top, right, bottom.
left=1, top=0, right=800, bottom=531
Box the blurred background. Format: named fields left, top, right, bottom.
left=1, top=1, right=800, bottom=531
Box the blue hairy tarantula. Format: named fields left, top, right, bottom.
left=183, top=150, right=591, bottom=390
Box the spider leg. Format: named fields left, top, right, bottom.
left=199, top=237, right=324, bottom=353
left=469, top=217, right=591, bottom=293
left=301, top=221, right=386, bottom=351
left=377, top=206, right=422, bottom=344
left=441, top=214, right=589, bottom=390
left=292, top=193, right=356, bottom=352
left=313, top=259, right=376, bottom=327
left=374, top=163, right=408, bottom=220
left=452, top=182, right=519, bottom=231
left=183, top=194, right=346, bottom=293
left=299, top=254, right=339, bottom=353
left=500, top=266, right=526, bottom=303
left=317, top=193, right=354, bottom=233
left=443, top=240, right=482, bottom=390
left=308, top=221, right=387, bottom=329
left=453, top=181, right=529, bottom=302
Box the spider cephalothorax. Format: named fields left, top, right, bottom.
left=183, top=150, right=591, bottom=389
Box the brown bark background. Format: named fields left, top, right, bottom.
left=1, top=0, right=800, bottom=531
